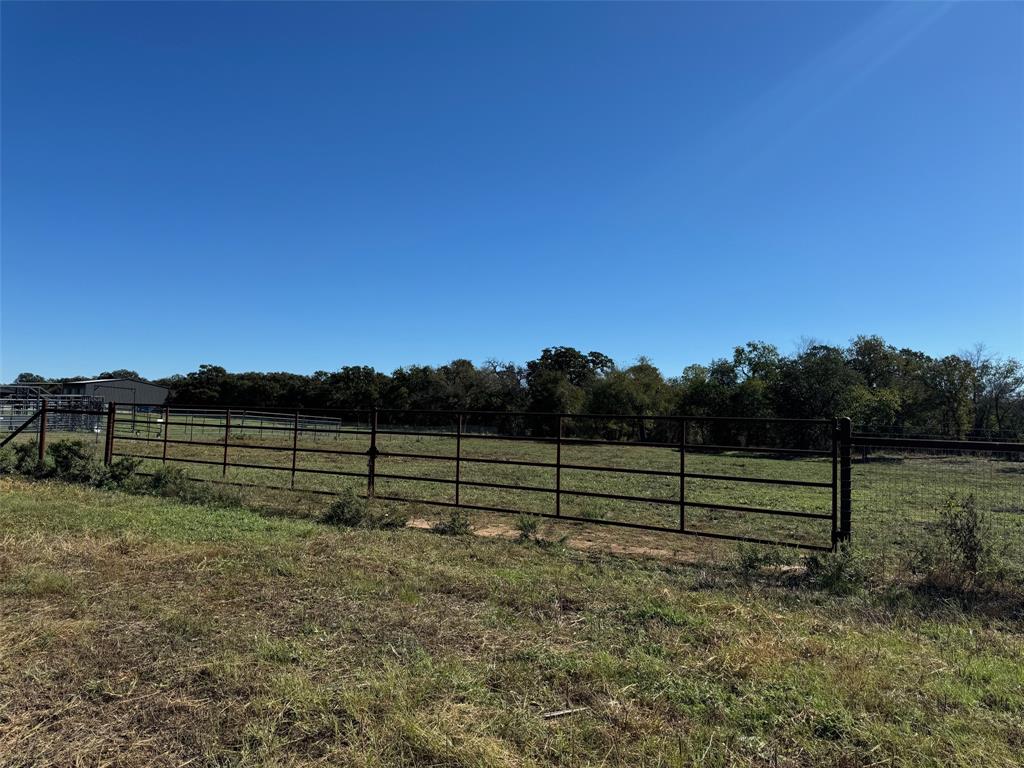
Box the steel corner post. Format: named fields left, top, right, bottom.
left=838, top=417, right=853, bottom=544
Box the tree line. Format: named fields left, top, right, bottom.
left=12, top=336, right=1024, bottom=437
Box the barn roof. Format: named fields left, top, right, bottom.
left=66, top=377, right=168, bottom=390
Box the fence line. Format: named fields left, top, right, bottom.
left=89, top=403, right=844, bottom=551
left=13, top=401, right=1024, bottom=565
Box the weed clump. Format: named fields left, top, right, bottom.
left=514, top=513, right=568, bottom=548
left=96, top=456, right=143, bottom=490
left=803, top=543, right=866, bottom=596
left=432, top=509, right=473, bottom=536
left=363, top=504, right=409, bottom=530
left=515, top=513, right=541, bottom=542
left=146, top=465, right=240, bottom=507
left=322, top=487, right=368, bottom=527
left=734, top=543, right=790, bottom=584
left=321, top=489, right=408, bottom=529
left=910, top=493, right=1011, bottom=591
left=148, top=465, right=194, bottom=498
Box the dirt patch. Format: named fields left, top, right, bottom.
left=406, top=517, right=710, bottom=563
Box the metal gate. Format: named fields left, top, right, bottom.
left=12, top=402, right=852, bottom=551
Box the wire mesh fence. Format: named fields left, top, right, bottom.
left=851, top=436, right=1023, bottom=577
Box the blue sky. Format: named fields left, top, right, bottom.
left=2, top=1, right=1022, bottom=380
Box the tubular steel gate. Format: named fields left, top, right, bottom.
left=14, top=402, right=854, bottom=552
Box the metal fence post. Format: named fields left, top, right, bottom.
left=37, top=399, right=48, bottom=467
left=367, top=407, right=378, bottom=498
left=831, top=418, right=839, bottom=549
left=555, top=414, right=563, bottom=516
left=104, top=402, right=116, bottom=464
left=222, top=408, right=231, bottom=477
left=455, top=413, right=462, bottom=506
left=679, top=417, right=686, bottom=532
left=291, top=410, right=299, bottom=489
left=838, top=417, right=852, bottom=544
left=162, top=405, right=170, bottom=463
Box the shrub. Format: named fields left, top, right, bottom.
left=95, top=456, right=142, bottom=490
left=0, top=447, right=16, bottom=475
left=362, top=504, right=410, bottom=530
left=803, top=543, right=866, bottom=596
left=145, top=465, right=238, bottom=506
left=939, top=493, right=995, bottom=582
left=148, top=465, right=193, bottom=498
left=321, top=490, right=407, bottom=530
left=432, top=509, right=473, bottom=536
left=515, top=513, right=541, bottom=543
left=734, top=543, right=789, bottom=584
left=911, top=493, right=1006, bottom=591
left=47, top=440, right=101, bottom=483
left=12, top=441, right=42, bottom=474
left=322, top=487, right=368, bottom=527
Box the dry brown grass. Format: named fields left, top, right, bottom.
left=2, top=477, right=1022, bottom=767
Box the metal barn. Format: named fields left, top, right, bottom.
left=61, top=378, right=169, bottom=406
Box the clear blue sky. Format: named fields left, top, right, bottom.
left=2, top=1, right=1022, bottom=381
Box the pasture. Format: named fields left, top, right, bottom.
left=2, top=476, right=1023, bottom=767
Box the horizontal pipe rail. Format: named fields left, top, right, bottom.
left=152, top=419, right=372, bottom=436
left=682, top=500, right=832, bottom=520
left=850, top=435, right=1024, bottom=452
left=113, top=452, right=368, bottom=478
left=683, top=472, right=832, bottom=488
left=113, top=433, right=369, bottom=457
left=378, top=450, right=828, bottom=487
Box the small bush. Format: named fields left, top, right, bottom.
left=911, top=493, right=1007, bottom=591
left=144, top=465, right=239, bottom=506
left=362, top=504, right=410, bottom=530
left=322, top=487, right=368, bottom=527
left=322, top=491, right=408, bottom=530
left=148, top=465, right=193, bottom=498
left=0, top=447, right=16, bottom=475
left=432, top=509, right=473, bottom=536
left=95, top=456, right=142, bottom=490
left=12, top=441, right=42, bottom=474
left=734, top=543, right=789, bottom=584
left=515, top=514, right=541, bottom=542
left=939, top=493, right=996, bottom=582
left=47, top=440, right=101, bottom=483
left=804, top=543, right=866, bottom=596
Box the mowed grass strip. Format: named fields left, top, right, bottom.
left=1, top=476, right=1022, bottom=767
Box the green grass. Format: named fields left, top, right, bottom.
left=1, top=477, right=1022, bottom=766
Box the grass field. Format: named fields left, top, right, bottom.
left=1, top=476, right=1022, bottom=767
